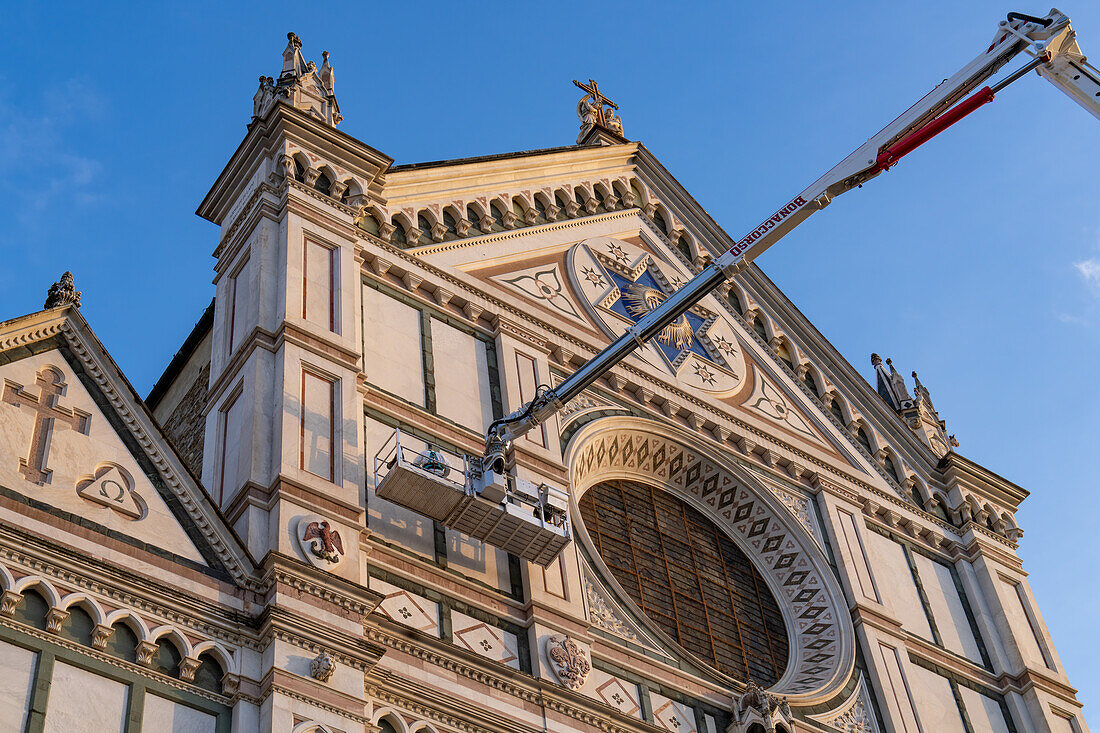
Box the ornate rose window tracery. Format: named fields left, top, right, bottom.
left=567, top=416, right=855, bottom=703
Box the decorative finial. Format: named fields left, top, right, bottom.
left=319, top=50, right=334, bottom=95
left=44, top=272, right=81, bottom=309
left=261, top=32, right=341, bottom=126
left=871, top=353, right=882, bottom=367
left=574, top=79, right=624, bottom=143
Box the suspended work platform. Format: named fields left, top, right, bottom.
left=373, top=429, right=570, bottom=566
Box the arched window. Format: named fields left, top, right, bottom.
left=390, top=221, right=407, bottom=247
left=532, top=195, right=548, bottom=223
left=856, top=427, right=873, bottom=453
left=378, top=720, right=399, bottom=733
left=652, top=208, right=668, bottom=234
left=932, top=501, right=950, bottom=522
left=155, top=639, right=182, bottom=678
left=293, top=159, right=306, bottom=183
left=727, top=289, right=743, bottom=315
left=105, top=623, right=139, bottom=662
left=489, top=202, right=507, bottom=232
left=829, top=398, right=845, bottom=424
left=630, top=181, right=646, bottom=209
left=776, top=342, right=794, bottom=370
left=442, top=211, right=458, bottom=241
left=59, top=605, right=95, bottom=646
left=579, top=479, right=789, bottom=685
left=466, top=205, right=482, bottom=231
left=751, top=316, right=768, bottom=343
left=12, top=590, right=49, bottom=630
left=313, top=171, right=332, bottom=197
left=357, top=213, right=380, bottom=236
left=803, top=369, right=819, bottom=396
left=193, top=654, right=225, bottom=694
left=884, top=455, right=900, bottom=482
left=417, top=213, right=433, bottom=243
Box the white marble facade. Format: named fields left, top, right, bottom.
left=0, top=32, right=1087, bottom=733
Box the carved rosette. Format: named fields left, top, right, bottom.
left=545, top=634, right=591, bottom=690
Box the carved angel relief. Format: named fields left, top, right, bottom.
left=546, top=634, right=591, bottom=690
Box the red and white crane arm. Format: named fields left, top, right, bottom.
left=482, top=9, right=1099, bottom=472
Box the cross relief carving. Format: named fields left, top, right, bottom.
left=2, top=366, right=89, bottom=485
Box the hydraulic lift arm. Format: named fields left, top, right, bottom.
left=483, top=8, right=1100, bottom=472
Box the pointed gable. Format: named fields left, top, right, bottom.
left=0, top=307, right=254, bottom=585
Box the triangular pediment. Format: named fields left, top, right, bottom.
left=381, top=143, right=916, bottom=489
left=0, top=307, right=255, bottom=585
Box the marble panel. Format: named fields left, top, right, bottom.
left=300, top=369, right=335, bottom=481
left=586, top=667, right=641, bottom=719
left=142, top=694, right=217, bottom=733
left=451, top=610, right=519, bottom=670
left=364, top=416, right=436, bottom=559
left=302, top=238, right=335, bottom=331
left=913, top=554, right=982, bottom=662
left=445, top=527, right=511, bottom=592
left=0, top=640, right=36, bottom=733
left=908, top=663, right=965, bottom=733
left=650, top=692, right=696, bottom=733
left=370, top=577, right=440, bottom=636
left=997, top=576, right=1049, bottom=669
left=43, top=661, right=128, bottom=733
left=362, top=285, right=425, bottom=406
left=864, top=530, right=933, bottom=640
left=958, top=687, right=1010, bottom=733
left=430, top=318, right=494, bottom=433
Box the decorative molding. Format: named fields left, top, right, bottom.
left=807, top=674, right=879, bottom=733
left=583, top=578, right=636, bottom=640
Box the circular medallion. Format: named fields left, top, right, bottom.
left=567, top=237, right=747, bottom=397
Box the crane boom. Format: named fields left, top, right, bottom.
left=482, top=8, right=1098, bottom=472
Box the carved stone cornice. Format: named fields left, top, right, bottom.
left=365, top=631, right=647, bottom=733
left=258, top=553, right=383, bottom=619
left=0, top=507, right=258, bottom=651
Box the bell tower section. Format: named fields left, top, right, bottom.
left=196, top=32, right=391, bottom=583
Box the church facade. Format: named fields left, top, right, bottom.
left=0, top=33, right=1087, bottom=733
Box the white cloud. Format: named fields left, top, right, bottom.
left=0, top=78, right=105, bottom=219
left=1057, top=312, right=1091, bottom=326
left=1075, top=258, right=1100, bottom=293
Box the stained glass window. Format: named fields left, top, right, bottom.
left=579, top=480, right=789, bottom=685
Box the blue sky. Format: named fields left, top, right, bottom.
left=3, top=0, right=1098, bottom=715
